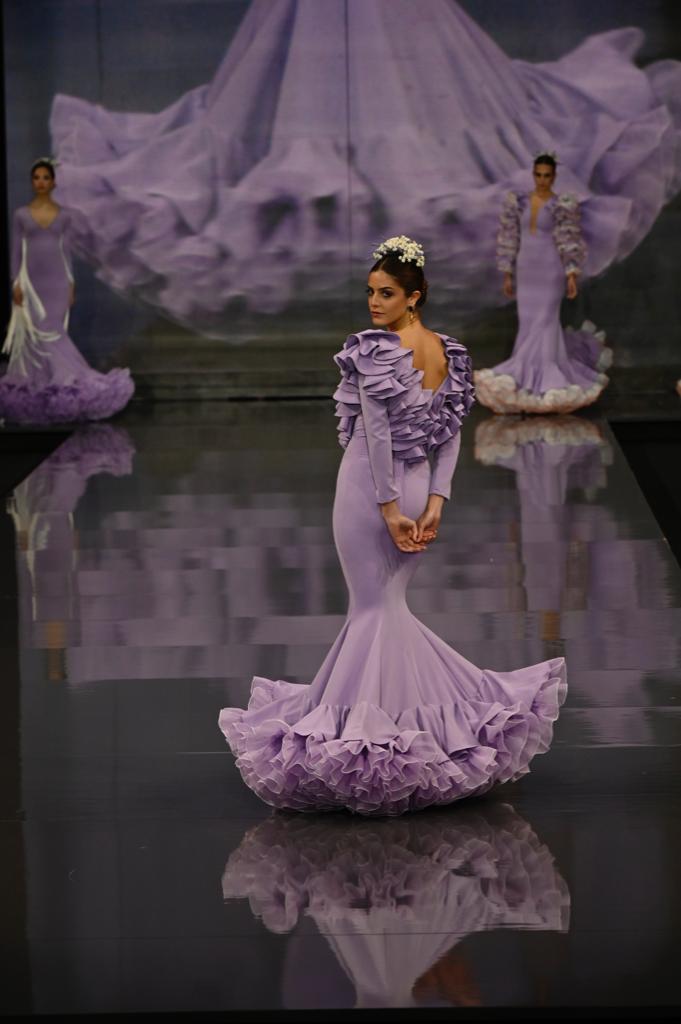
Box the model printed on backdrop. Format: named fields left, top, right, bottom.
left=49, top=0, right=681, bottom=329
left=475, top=153, right=613, bottom=415
left=0, top=160, right=134, bottom=424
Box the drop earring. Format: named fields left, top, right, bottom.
left=408, top=306, right=416, bottom=325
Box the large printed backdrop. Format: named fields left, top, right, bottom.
left=4, top=0, right=681, bottom=368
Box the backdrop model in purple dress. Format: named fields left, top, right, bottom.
left=219, top=330, right=567, bottom=816
left=48, top=0, right=681, bottom=329
left=475, top=193, right=614, bottom=415
left=0, top=207, right=134, bottom=424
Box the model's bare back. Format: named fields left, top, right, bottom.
left=396, top=325, right=448, bottom=392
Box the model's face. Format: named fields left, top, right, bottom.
left=367, top=270, right=419, bottom=329
left=533, top=163, right=555, bottom=192
left=32, top=167, right=55, bottom=196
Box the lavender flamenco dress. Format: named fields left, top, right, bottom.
left=219, top=331, right=567, bottom=816
left=0, top=207, right=134, bottom=424
left=475, top=193, right=613, bottom=415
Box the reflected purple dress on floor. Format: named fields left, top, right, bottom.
left=0, top=207, right=134, bottom=424
left=475, top=193, right=613, bottom=414
left=219, top=330, right=567, bottom=815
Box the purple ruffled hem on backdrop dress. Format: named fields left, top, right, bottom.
left=219, top=330, right=567, bottom=816
left=0, top=365, right=134, bottom=425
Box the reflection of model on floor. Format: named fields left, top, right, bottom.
left=474, top=414, right=613, bottom=617
left=222, top=803, right=569, bottom=1010
left=8, top=424, right=136, bottom=679
left=50, top=0, right=681, bottom=328
left=0, top=160, right=133, bottom=425
left=219, top=241, right=566, bottom=816
left=475, top=154, right=613, bottom=416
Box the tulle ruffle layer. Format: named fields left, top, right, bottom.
left=219, top=658, right=566, bottom=817
left=334, top=330, right=475, bottom=462
left=0, top=369, right=134, bottom=424
left=474, top=321, right=611, bottom=415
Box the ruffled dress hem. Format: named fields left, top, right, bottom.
left=0, top=369, right=134, bottom=424
left=474, top=321, right=612, bottom=415
left=219, top=657, right=567, bottom=817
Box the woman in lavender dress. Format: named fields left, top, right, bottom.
left=475, top=153, right=613, bottom=415
left=219, top=237, right=567, bottom=816
left=0, top=159, right=134, bottom=424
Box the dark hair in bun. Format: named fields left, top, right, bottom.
left=31, top=159, right=56, bottom=180
left=370, top=252, right=428, bottom=308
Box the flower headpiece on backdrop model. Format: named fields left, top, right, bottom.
left=372, top=235, right=426, bottom=268
left=533, top=149, right=559, bottom=163
left=31, top=156, right=60, bottom=170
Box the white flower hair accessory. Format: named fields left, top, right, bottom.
left=533, top=149, right=559, bottom=163
left=31, top=156, right=60, bottom=169
left=372, top=235, right=425, bottom=268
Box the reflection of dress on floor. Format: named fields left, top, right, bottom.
left=222, top=805, right=570, bottom=1009
left=0, top=207, right=134, bottom=424
left=474, top=415, right=612, bottom=615
left=219, top=330, right=567, bottom=816
left=8, top=424, right=136, bottom=680
left=475, top=194, right=613, bottom=414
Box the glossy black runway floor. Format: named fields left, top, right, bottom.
left=1, top=402, right=680, bottom=1019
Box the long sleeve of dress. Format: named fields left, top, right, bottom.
left=10, top=210, right=23, bottom=283
left=429, top=433, right=462, bottom=501
left=59, top=211, right=75, bottom=284
left=358, top=378, right=401, bottom=504
left=496, top=191, right=521, bottom=274
left=552, top=194, right=587, bottom=275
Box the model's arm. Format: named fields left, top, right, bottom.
left=11, top=211, right=23, bottom=303
left=429, top=432, right=462, bottom=501
left=553, top=195, right=587, bottom=298
left=358, top=380, right=400, bottom=504
left=358, top=379, right=426, bottom=553
left=497, top=191, right=520, bottom=298
left=414, top=433, right=462, bottom=543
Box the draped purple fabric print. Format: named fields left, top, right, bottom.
left=48, top=0, right=681, bottom=330
left=218, top=330, right=567, bottom=815
left=0, top=207, right=134, bottom=425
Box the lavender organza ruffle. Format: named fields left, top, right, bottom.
left=219, top=659, right=566, bottom=817
left=0, top=368, right=134, bottom=425
left=333, top=330, right=475, bottom=462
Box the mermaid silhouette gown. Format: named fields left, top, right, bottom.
left=219, top=330, right=567, bottom=815
left=475, top=193, right=613, bottom=414
left=0, top=207, right=134, bottom=424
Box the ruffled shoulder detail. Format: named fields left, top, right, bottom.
left=334, top=329, right=414, bottom=400
left=502, top=190, right=531, bottom=213
left=429, top=336, right=476, bottom=450
left=554, top=192, right=579, bottom=211
left=333, top=330, right=474, bottom=460
left=334, top=330, right=427, bottom=455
